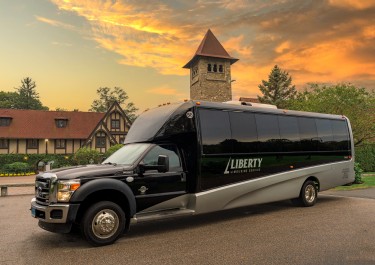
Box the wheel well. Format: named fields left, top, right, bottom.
left=75, top=189, right=131, bottom=228
left=305, top=176, right=320, bottom=191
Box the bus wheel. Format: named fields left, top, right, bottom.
left=292, top=180, right=318, bottom=207
left=81, top=201, right=126, bottom=246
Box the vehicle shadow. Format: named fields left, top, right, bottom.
left=29, top=195, right=344, bottom=249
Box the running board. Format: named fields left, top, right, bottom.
left=131, top=209, right=195, bottom=224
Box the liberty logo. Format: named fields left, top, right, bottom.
left=224, top=158, right=263, bottom=174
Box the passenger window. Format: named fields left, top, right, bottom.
left=255, top=114, right=281, bottom=152
left=332, top=120, right=350, bottom=150
left=278, top=116, right=300, bottom=152
left=315, top=119, right=334, bottom=151
left=199, top=109, right=232, bottom=154
left=298, top=117, right=319, bottom=151
left=143, top=145, right=181, bottom=170
left=230, top=112, right=258, bottom=153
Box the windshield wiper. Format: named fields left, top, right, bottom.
left=103, top=162, right=117, bottom=166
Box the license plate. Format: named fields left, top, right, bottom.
left=31, top=207, right=36, bottom=218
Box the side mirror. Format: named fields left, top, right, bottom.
left=157, top=155, right=169, bottom=173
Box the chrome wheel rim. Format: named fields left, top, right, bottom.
left=304, top=185, right=316, bottom=203
left=92, top=209, right=119, bottom=239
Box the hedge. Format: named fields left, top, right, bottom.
left=0, top=154, right=75, bottom=174
left=355, top=144, right=375, bottom=172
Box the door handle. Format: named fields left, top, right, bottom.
left=181, top=172, right=187, bottom=182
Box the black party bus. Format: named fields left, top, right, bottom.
left=31, top=100, right=354, bottom=246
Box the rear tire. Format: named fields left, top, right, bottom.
left=291, top=180, right=318, bottom=207
left=81, top=201, right=126, bottom=246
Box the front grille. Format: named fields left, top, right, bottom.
left=35, top=176, right=50, bottom=205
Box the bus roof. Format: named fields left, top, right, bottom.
left=124, top=100, right=347, bottom=144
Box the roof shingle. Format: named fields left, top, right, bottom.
left=0, top=109, right=104, bottom=139
left=183, top=29, right=238, bottom=68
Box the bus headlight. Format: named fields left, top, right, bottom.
left=57, top=180, right=80, bottom=202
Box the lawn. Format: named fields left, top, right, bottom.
left=333, top=174, right=375, bottom=191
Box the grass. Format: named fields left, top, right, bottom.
left=333, top=174, right=375, bottom=191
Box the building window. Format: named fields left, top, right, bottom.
left=0, top=139, right=9, bottom=149
left=219, top=65, right=223, bottom=73
left=192, top=66, right=198, bottom=78
left=0, top=118, right=12, bottom=126
left=96, top=135, right=106, bottom=148
left=27, top=139, right=39, bottom=149
left=55, top=119, right=68, bottom=128
left=55, top=139, right=66, bottom=149
left=213, top=64, right=217, bottom=72
left=111, top=119, right=120, bottom=129
left=207, top=64, right=212, bottom=72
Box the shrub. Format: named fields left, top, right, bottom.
left=73, top=147, right=102, bottom=165
left=2, top=162, right=31, bottom=174
left=0, top=154, right=74, bottom=173
left=354, top=162, right=363, bottom=184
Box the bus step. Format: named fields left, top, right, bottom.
left=131, top=209, right=195, bottom=223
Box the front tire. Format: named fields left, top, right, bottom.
left=81, top=201, right=126, bottom=246
left=291, top=180, right=318, bottom=207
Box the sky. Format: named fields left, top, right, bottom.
left=1, top=0, right=375, bottom=113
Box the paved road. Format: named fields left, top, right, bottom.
left=0, top=193, right=374, bottom=265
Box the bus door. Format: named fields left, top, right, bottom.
left=134, top=144, right=187, bottom=211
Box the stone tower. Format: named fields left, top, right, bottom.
left=183, top=29, right=238, bottom=102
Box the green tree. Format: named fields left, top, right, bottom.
left=288, top=83, right=375, bottom=146
left=15, top=77, right=48, bottom=110
left=0, top=91, right=20, bottom=108
left=258, top=65, right=297, bottom=108
left=73, top=147, right=101, bottom=165
left=90, top=87, right=138, bottom=122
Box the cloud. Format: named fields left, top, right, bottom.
left=44, top=0, right=375, bottom=97
left=35, top=15, right=76, bottom=31
left=328, top=0, right=375, bottom=10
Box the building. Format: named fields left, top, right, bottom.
left=238, top=97, right=260, bottom=103
left=0, top=102, right=131, bottom=154
left=183, top=29, right=238, bottom=102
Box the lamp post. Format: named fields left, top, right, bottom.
left=45, top=139, right=49, bottom=154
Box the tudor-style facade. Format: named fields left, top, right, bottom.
left=0, top=102, right=131, bottom=154
left=85, top=102, right=131, bottom=153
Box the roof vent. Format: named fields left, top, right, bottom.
left=223, top=101, right=277, bottom=109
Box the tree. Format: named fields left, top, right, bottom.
left=90, top=87, right=138, bottom=122
left=287, top=83, right=375, bottom=146
left=0, top=91, right=20, bottom=109
left=15, top=77, right=48, bottom=110
left=258, top=65, right=297, bottom=108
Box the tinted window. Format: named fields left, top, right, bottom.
left=255, top=114, right=281, bottom=152
left=143, top=145, right=181, bottom=169
left=278, top=116, right=300, bottom=152
left=125, top=103, right=182, bottom=143
left=332, top=120, right=350, bottom=150
left=199, top=109, right=232, bottom=154
left=230, top=112, right=258, bottom=153
left=298, top=117, right=319, bottom=151
left=315, top=119, right=334, bottom=151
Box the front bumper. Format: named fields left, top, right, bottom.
left=31, top=198, right=71, bottom=223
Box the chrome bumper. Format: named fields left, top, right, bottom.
left=31, top=198, right=70, bottom=223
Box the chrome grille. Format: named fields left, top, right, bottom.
left=35, top=176, right=50, bottom=205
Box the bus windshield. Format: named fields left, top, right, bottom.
left=102, top=143, right=150, bottom=166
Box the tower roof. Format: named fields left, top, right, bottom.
left=183, top=29, right=238, bottom=68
